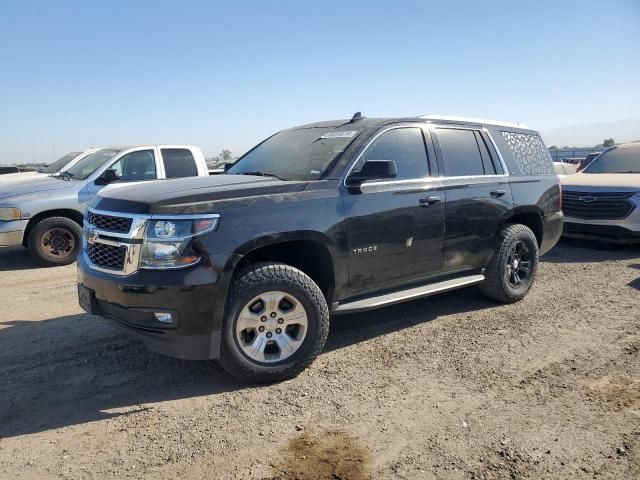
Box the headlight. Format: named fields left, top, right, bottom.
left=140, top=216, right=219, bottom=269
left=0, top=207, right=21, bottom=221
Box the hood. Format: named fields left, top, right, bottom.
left=91, top=174, right=309, bottom=214
left=0, top=172, right=45, bottom=183
left=0, top=175, right=78, bottom=201
left=561, top=172, right=640, bottom=191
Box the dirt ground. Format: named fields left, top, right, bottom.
left=0, top=241, right=638, bottom=480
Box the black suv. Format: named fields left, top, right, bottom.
left=78, top=114, right=563, bottom=382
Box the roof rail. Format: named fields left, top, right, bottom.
left=419, top=114, right=529, bottom=129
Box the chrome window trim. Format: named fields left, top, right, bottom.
left=342, top=124, right=512, bottom=189
left=84, top=208, right=220, bottom=276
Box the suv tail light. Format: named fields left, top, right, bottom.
left=558, top=180, right=563, bottom=211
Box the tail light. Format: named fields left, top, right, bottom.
left=558, top=180, right=563, bottom=211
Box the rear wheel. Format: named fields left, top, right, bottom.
left=480, top=223, right=539, bottom=303
left=27, top=216, right=83, bottom=266
left=220, top=263, right=329, bottom=383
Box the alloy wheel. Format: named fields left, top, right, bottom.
left=235, top=291, right=308, bottom=363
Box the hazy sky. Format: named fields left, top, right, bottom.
left=1, top=0, right=639, bottom=164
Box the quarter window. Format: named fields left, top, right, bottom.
left=161, top=148, right=198, bottom=178
left=436, top=128, right=489, bottom=177
left=358, top=127, right=429, bottom=180
left=106, top=150, right=157, bottom=182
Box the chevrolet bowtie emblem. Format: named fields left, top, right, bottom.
left=578, top=195, right=597, bottom=203
left=87, top=230, right=99, bottom=244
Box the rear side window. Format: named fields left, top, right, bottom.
left=359, top=127, right=429, bottom=180
left=501, top=131, right=554, bottom=175
left=161, top=148, right=198, bottom=178
left=476, top=132, right=499, bottom=175
left=436, top=128, right=487, bottom=176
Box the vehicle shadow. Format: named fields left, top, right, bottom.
left=326, top=287, right=492, bottom=353
left=0, top=288, right=495, bottom=439
left=0, top=246, right=51, bottom=271
left=541, top=239, right=640, bottom=264
left=629, top=263, right=640, bottom=291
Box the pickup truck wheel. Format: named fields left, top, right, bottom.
left=220, top=263, right=330, bottom=383
left=480, top=223, right=539, bottom=303
left=27, top=216, right=83, bottom=266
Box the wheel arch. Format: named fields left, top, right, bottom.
left=501, top=207, right=544, bottom=247
left=23, top=209, right=84, bottom=246
left=227, top=232, right=337, bottom=305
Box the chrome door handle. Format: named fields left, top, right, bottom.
left=419, top=196, right=442, bottom=206
left=490, top=189, right=507, bottom=197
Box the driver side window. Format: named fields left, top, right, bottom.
left=356, top=127, right=429, bottom=180
left=106, top=150, right=157, bottom=182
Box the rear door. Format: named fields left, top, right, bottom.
left=431, top=126, right=513, bottom=272
left=342, top=125, right=445, bottom=296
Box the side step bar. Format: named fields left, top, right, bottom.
left=332, top=274, right=485, bottom=314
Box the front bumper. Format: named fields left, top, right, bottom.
left=563, top=222, right=640, bottom=244
left=77, top=252, right=237, bottom=360
left=0, top=220, right=28, bottom=247
left=562, top=200, right=640, bottom=244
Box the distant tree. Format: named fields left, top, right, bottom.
left=549, top=145, right=558, bottom=150
left=218, top=149, right=233, bottom=163
left=603, top=138, right=615, bottom=147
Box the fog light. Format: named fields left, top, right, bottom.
left=153, top=312, right=173, bottom=324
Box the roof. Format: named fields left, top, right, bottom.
left=419, top=114, right=529, bottom=129
left=614, top=142, right=640, bottom=150
left=291, top=118, right=394, bottom=130
left=290, top=114, right=531, bottom=132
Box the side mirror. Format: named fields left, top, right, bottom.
left=95, top=169, right=118, bottom=186
left=347, top=160, right=397, bottom=186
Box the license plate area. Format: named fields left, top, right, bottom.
left=78, top=284, right=100, bottom=315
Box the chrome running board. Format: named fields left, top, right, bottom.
left=333, top=274, right=485, bottom=314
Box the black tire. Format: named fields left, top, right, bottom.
left=219, top=263, right=330, bottom=383
left=27, top=216, right=83, bottom=266
left=480, top=223, right=539, bottom=303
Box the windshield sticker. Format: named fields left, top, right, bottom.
left=320, top=130, right=358, bottom=139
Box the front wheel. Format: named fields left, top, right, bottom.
left=480, top=223, right=539, bottom=303
left=219, top=263, right=330, bottom=383
left=27, top=216, right=83, bottom=266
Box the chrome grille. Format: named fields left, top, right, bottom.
left=87, top=211, right=133, bottom=233
left=562, top=191, right=635, bottom=220
left=87, top=243, right=127, bottom=270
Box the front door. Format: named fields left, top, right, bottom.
left=86, top=148, right=160, bottom=199
left=342, top=126, right=445, bottom=296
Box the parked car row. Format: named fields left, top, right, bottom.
left=1, top=114, right=637, bottom=383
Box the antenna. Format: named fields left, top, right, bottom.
left=350, top=111, right=366, bottom=123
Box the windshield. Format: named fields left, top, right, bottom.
left=64, top=149, right=121, bottom=179
left=228, top=127, right=361, bottom=180
left=583, top=146, right=640, bottom=173
left=41, top=152, right=81, bottom=173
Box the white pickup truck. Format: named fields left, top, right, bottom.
left=0, top=145, right=210, bottom=265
